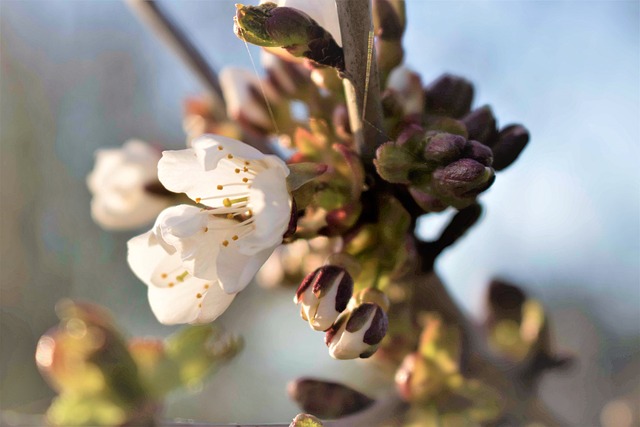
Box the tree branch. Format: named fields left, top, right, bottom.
left=335, top=0, right=386, bottom=166
left=126, top=0, right=227, bottom=121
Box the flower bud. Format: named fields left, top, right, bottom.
left=462, top=106, right=499, bottom=146
left=432, top=158, right=495, bottom=199
left=395, top=352, right=447, bottom=403
left=463, top=139, right=493, bottom=167
left=325, top=303, right=388, bottom=359
left=491, top=124, right=529, bottom=171
left=295, top=266, right=354, bottom=331
left=349, top=288, right=391, bottom=313
left=425, top=74, right=474, bottom=119
left=386, top=66, right=424, bottom=118
left=288, top=378, right=375, bottom=419
left=234, top=3, right=344, bottom=71
left=422, top=132, right=466, bottom=164
left=408, top=188, right=447, bottom=213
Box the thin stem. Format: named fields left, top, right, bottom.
left=335, top=0, right=386, bottom=166
left=126, top=0, right=226, bottom=121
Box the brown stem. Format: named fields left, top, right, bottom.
left=125, top=0, right=226, bottom=121
left=335, top=0, right=386, bottom=166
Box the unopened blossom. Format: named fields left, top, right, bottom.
left=128, top=134, right=292, bottom=324
left=274, top=0, right=342, bottom=46
left=386, top=66, right=424, bottom=117
left=220, top=67, right=273, bottom=133
left=87, top=140, right=171, bottom=230
left=325, top=303, right=388, bottom=359
left=295, top=265, right=353, bottom=331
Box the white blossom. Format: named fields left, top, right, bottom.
left=87, top=140, right=171, bottom=230
left=128, top=134, right=292, bottom=324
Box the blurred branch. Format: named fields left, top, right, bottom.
left=415, top=204, right=483, bottom=272
left=126, top=0, right=227, bottom=121
left=335, top=0, right=386, bottom=166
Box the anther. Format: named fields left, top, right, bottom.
left=227, top=154, right=234, bottom=159
left=196, top=293, right=202, bottom=298
left=217, top=146, right=224, bottom=151
left=242, top=177, right=249, bottom=183
left=217, top=185, right=223, bottom=190
left=223, top=198, right=231, bottom=207
left=195, top=197, right=202, bottom=203
left=204, top=227, right=208, bottom=232
left=204, top=284, right=210, bottom=289
left=161, top=273, right=167, bottom=279
left=235, top=168, right=240, bottom=173
left=243, top=167, right=249, bottom=172
left=244, top=161, right=250, bottom=166
left=232, top=235, right=239, bottom=241
left=226, top=213, right=234, bottom=219
left=168, top=282, right=175, bottom=287
left=198, top=303, right=202, bottom=308
left=222, top=240, right=229, bottom=247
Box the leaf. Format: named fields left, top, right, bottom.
left=287, top=163, right=329, bottom=191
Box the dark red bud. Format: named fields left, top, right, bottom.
left=423, top=133, right=466, bottom=164
left=492, top=124, right=529, bottom=171
left=462, top=106, right=499, bottom=146
left=425, top=74, right=474, bottom=119
left=464, top=140, right=493, bottom=167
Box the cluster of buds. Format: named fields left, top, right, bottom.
left=295, top=265, right=389, bottom=359
left=394, top=313, right=503, bottom=424
left=35, top=301, right=241, bottom=426
left=376, top=128, right=495, bottom=211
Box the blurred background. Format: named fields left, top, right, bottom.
left=1, top=0, right=638, bottom=425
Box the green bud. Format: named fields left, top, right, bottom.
left=234, top=3, right=344, bottom=70
left=374, top=142, right=419, bottom=184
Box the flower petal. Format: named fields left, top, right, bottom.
left=127, top=231, right=168, bottom=287
left=153, top=205, right=238, bottom=280
left=239, top=166, right=292, bottom=255
left=147, top=277, right=235, bottom=325
left=217, top=245, right=275, bottom=294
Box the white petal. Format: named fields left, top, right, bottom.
left=148, top=277, right=234, bottom=325
left=329, top=313, right=374, bottom=359
left=193, top=134, right=267, bottom=168
left=127, top=231, right=169, bottom=287
left=154, top=205, right=233, bottom=280
left=217, top=245, right=275, bottom=294
left=239, top=166, right=292, bottom=255
left=157, top=136, right=266, bottom=207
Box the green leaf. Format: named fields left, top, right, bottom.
left=287, top=163, right=329, bottom=191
